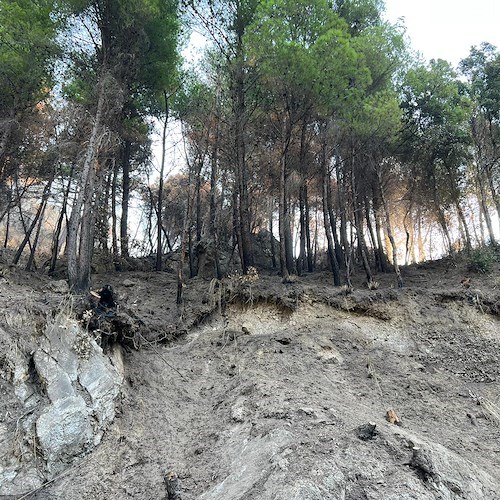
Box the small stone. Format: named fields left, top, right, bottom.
left=386, top=409, right=401, bottom=425
left=47, top=280, right=70, bottom=294
left=241, top=322, right=253, bottom=335
left=122, top=279, right=136, bottom=287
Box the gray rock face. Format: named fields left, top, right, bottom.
left=36, top=396, right=93, bottom=464
left=33, top=316, right=124, bottom=473
left=199, top=427, right=294, bottom=500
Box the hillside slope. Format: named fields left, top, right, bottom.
left=0, top=259, right=499, bottom=499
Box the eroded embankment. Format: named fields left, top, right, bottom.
left=19, top=291, right=500, bottom=500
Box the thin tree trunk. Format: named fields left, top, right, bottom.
left=377, top=171, right=403, bottom=287
left=350, top=152, right=372, bottom=284
left=278, top=114, right=292, bottom=281
left=437, top=205, right=453, bottom=255
left=304, top=183, right=313, bottom=272
left=156, top=92, right=169, bottom=271
left=26, top=198, right=48, bottom=271
left=373, top=184, right=389, bottom=272
left=193, top=158, right=203, bottom=277
left=364, top=195, right=380, bottom=269
left=0, top=112, right=14, bottom=170
left=111, top=159, right=119, bottom=261
left=13, top=179, right=53, bottom=266
left=417, top=209, right=426, bottom=261
left=321, top=139, right=340, bottom=286
left=177, top=181, right=195, bottom=307
left=269, top=198, right=277, bottom=269
left=3, top=209, right=9, bottom=248
left=477, top=169, right=497, bottom=245
left=209, top=104, right=222, bottom=279
left=233, top=39, right=253, bottom=273
left=455, top=201, right=471, bottom=251
left=120, top=140, right=131, bottom=257
left=297, top=117, right=308, bottom=275
left=49, top=174, right=73, bottom=276
left=335, top=160, right=352, bottom=288
left=298, top=184, right=306, bottom=276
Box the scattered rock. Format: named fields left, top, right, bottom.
left=46, top=280, right=70, bottom=294
left=410, top=446, right=437, bottom=481
left=241, top=322, right=253, bottom=335
left=356, top=422, right=378, bottom=441
left=121, top=279, right=136, bottom=288
left=275, top=337, right=291, bottom=345
left=386, top=409, right=401, bottom=425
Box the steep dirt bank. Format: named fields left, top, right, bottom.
left=0, top=258, right=499, bottom=499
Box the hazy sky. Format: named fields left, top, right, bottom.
left=384, top=0, right=500, bottom=67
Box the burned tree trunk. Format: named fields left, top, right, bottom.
left=377, top=170, right=403, bottom=288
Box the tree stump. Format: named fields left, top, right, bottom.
left=356, top=422, right=378, bottom=441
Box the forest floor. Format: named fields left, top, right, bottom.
left=1, top=253, right=500, bottom=499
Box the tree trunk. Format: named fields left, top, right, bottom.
left=177, top=179, right=195, bottom=307
left=455, top=201, right=471, bottom=251
left=476, top=168, right=497, bottom=245
left=268, top=197, right=277, bottom=269
left=364, top=195, right=380, bottom=270
left=298, top=184, right=306, bottom=276
left=233, top=42, right=253, bottom=273
left=209, top=103, right=222, bottom=279
left=436, top=204, right=453, bottom=256
left=304, top=183, right=313, bottom=272
left=417, top=209, right=426, bottom=261
left=349, top=151, right=372, bottom=284
left=0, top=112, right=14, bottom=172
left=26, top=197, right=48, bottom=271
left=111, top=159, right=119, bottom=261
left=120, top=140, right=131, bottom=257
left=193, top=157, right=203, bottom=277
left=3, top=208, right=10, bottom=248
left=49, top=174, right=72, bottom=275
left=372, top=184, right=389, bottom=272
left=13, top=179, right=53, bottom=266
left=156, top=93, right=169, bottom=271
left=297, top=117, right=308, bottom=275
left=321, top=139, right=340, bottom=286
left=377, top=171, right=403, bottom=287
left=486, top=168, right=500, bottom=236
left=278, top=149, right=290, bottom=281
left=278, top=114, right=292, bottom=281
left=335, top=159, right=352, bottom=288
left=67, top=75, right=106, bottom=293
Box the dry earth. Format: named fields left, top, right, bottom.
left=1, top=256, right=500, bottom=499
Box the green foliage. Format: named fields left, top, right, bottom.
left=400, top=59, right=472, bottom=208
left=62, top=0, right=180, bottom=115
left=334, top=0, right=385, bottom=34
left=0, top=0, right=61, bottom=113
left=467, top=245, right=499, bottom=274
left=245, top=0, right=370, bottom=117
left=460, top=42, right=500, bottom=121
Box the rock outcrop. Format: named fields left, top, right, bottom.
left=0, top=312, right=124, bottom=495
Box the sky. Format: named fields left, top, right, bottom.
left=383, top=0, right=500, bottom=68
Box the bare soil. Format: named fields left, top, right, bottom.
left=1, top=256, right=500, bottom=499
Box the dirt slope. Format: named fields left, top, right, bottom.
left=1, top=259, right=500, bottom=499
